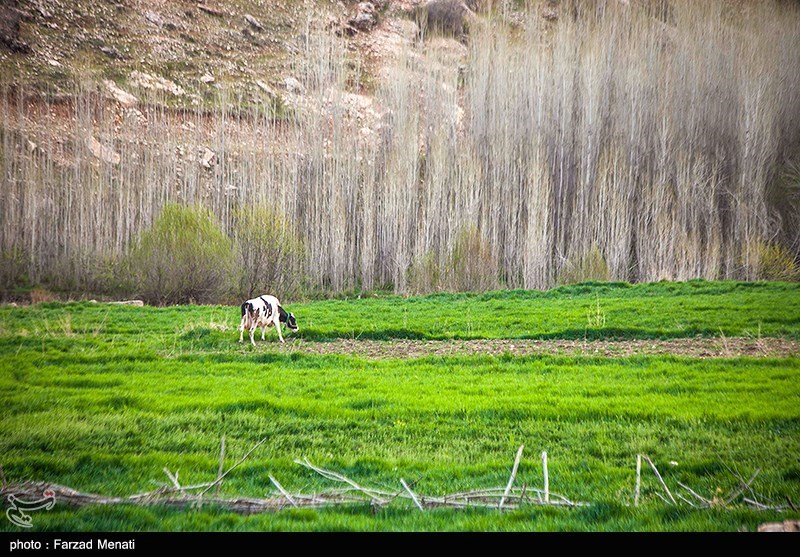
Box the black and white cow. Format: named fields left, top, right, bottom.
left=239, top=294, right=298, bottom=346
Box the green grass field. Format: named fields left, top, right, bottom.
left=1, top=281, right=799, bottom=531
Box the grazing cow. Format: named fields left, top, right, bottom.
left=239, top=294, right=298, bottom=346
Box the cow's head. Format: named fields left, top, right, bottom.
left=278, top=305, right=299, bottom=332
left=286, top=312, right=298, bottom=332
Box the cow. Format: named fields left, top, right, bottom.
left=238, top=294, right=298, bottom=346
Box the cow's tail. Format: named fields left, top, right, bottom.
left=241, top=302, right=257, bottom=320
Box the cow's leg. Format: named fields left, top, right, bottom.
left=274, top=315, right=285, bottom=343
left=239, top=317, right=246, bottom=343
left=249, top=323, right=257, bottom=347
left=261, top=325, right=267, bottom=341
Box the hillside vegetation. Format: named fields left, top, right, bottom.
left=1, top=0, right=799, bottom=303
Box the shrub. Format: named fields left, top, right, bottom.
left=231, top=206, right=306, bottom=300
left=0, top=247, right=27, bottom=296
left=557, top=244, right=611, bottom=286
left=407, top=250, right=442, bottom=295
left=127, top=204, right=235, bottom=305
left=29, top=288, right=56, bottom=304
left=752, top=241, right=799, bottom=282
left=417, top=0, right=473, bottom=38
left=446, top=226, right=500, bottom=292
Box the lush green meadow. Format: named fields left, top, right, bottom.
left=1, top=281, right=799, bottom=531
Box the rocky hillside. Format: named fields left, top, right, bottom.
left=0, top=1, right=527, bottom=105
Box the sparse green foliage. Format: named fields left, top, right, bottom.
left=751, top=241, right=799, bottom=282
left=407, top=250, right=442, bottom=295
left=586, top=294, right=606, bottom=328
left=231, top=206, right=306, bottom=300
left=446, top=226, right=500, bottom=292
left=557, top=245, right=610, bottom=286
left=127, top=204, right=235, bottom=305
left=0, top=247, right=26, bottom=296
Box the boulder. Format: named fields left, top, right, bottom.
left=283, top=76, right=305, bottom=93
left=86, top=137, right=121, bottom=165
left=244, top=14, right=264, bottom=31
left=103, top=80, right=139, bottom=107
left=348, top=2, right=379, bottom=32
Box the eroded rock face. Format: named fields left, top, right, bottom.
left=102, top=80, right=139, bottom=107
left=348, top=2, right=380, bottom=33
left=129, top=71, right=186, bottom=97
left=0, top=2, right=31, bottom=53
left=86, top=137, right=120, bottom=165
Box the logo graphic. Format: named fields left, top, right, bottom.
left=5, top=489, right=56, bottom=528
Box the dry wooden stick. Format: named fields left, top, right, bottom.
left=163, top=468, right=182, bottom=491
left=634, top=454, right=641, bottom=507
left=446, top=486, right=578, bottom=506
left=653, top=491, right=671, bottom=505
left=499, top=445, right=524, bottom=509
left=676, top=493, right=699, bottom=508
left=400, top=478, right=424, bottom=512
left=724, top=468, right=761, bottom=506
left=642, top=455, right=676, bottom=504
left=295, top=458, right=388, bottom=505
left=215, top=435, right=226, bottom=497
left=542, top=451, right=549, bottom=503
left=743, top=497, right=770, bottom=510
left=677, top=481, right=711, bottom=506
left=268, top=475, right=297, bottom=508
left=198, top=437, right=267, bottom=497
left=718, top=327, right=730, bottom=356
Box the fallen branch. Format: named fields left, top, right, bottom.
left=542, top=450, right=549, bottom=503
left=743, top=497, right=770, bottom=510
left=198, top=437, right=267, bottom=497
left=499, top=445, right=524, bottom=509
left=724, top=468, right=761, bottom=506
left=400, top=478, right=424, bottom=512
left=295, top=458, right=389, bottom=505
left=164, top=468, right=179, bottom=489
left=215, top=435, right=226, bottom=498
left=268, top=475, right=297, bottom=508
left=642, top=455, right=676, bottom=504
left=677, top=481, right=711, bottom=507
left=653, top=491, right=671, bottom=505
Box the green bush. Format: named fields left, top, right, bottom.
left=446, top=226, right=500, bottom=292
left=127, top=204, right=235, bottom=305
left=231, top=206, right=306, bottom=300
left=557, top=244, right=611, bottom=286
